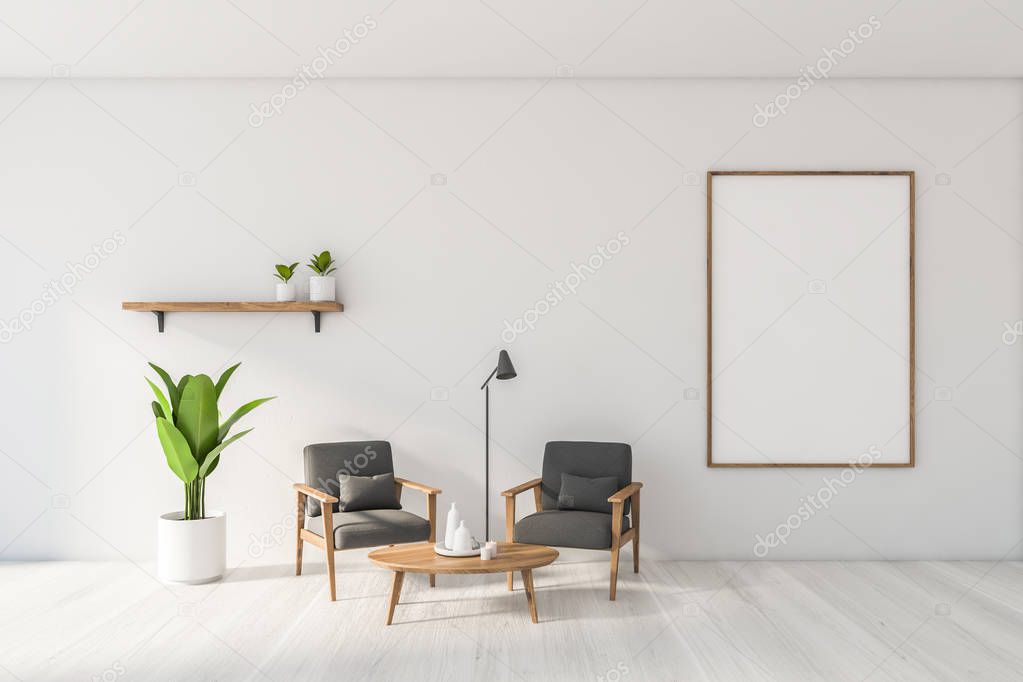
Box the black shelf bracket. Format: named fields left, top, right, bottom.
left=132, top=307, right=335, bottom=333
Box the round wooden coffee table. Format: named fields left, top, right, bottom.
left=368, top=542, right=558, bottom=625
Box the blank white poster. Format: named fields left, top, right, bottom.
left=709, top=173, right=913, bottom=466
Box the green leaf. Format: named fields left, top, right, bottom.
left=151, top=401, right=166, bottom=420
left=156, top=417, right=198, bottom=483
left=219, top=396, right=275, bottom=441
left=148, top=363, right=180, bottom=416
left=174, top=375, right=192, bottom=418
left=198, top=428, right=252, bottom=478
left=146, top=378, right=171, bottom=420
left=214, top=362, right=241, bottom=400
left=176, top=375, right=219, bottom=463
left=168, top=375, right=192, bottom=421
left=203, top=453, right=221, bottom=477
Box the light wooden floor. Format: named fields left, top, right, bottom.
left=1, top=553, right=1021, bottom=681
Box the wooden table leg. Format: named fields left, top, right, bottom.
left=521, top=569, right=538, bottom=624
left=386, top=571, right=405, bottom=625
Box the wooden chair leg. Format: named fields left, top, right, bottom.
left=610, top=545, right=621, bottom=601
left=632, top=490, right=640, bottom=574
left=610, top=500, right=624, bottom=601
left=506, top=495, right=516, bottom=591
left=295, top=492, right=306, bottom=576
left=322, top=507, right=336, bottom=601
left=325, top=547, right=336, bottom=601
left=427, top=492, right=437, bottom=588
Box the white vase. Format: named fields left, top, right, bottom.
left=157, top=511, right=226, bottom=584
left=275, top=282, right=296, bottom=302
left=453, top=520, right=471, bottom=553
left=309, top=276, right=336, bottom=302
left=444, top=502, right=460, bottom=550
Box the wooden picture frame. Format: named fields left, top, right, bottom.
left=706, top=170, right=915, bottom=468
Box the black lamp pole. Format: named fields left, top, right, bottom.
left=480, top=349, right=516, bottom=540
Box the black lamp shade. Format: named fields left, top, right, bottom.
left=496, top=350, right=516, bottom=380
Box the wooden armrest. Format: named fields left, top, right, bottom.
left=293, top=483, right=338, bottom=504
left=608, top=481, right=643, bottom=504
left=501, top=478, right=542, bottom=498
left=394, top=477, right=441, bottom=495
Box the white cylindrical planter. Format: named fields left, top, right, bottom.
left=308, top=276, right=336, bottom=302
left=157, top=511, right=226, bottom=584
left=276, top=282, right=296, bottom=302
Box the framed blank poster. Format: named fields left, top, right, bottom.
left=707, top=171, right=915, bottom=467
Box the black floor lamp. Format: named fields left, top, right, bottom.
left=480, top=349, right=517, bottom=540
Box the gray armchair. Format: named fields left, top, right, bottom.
left=502, top=441, right=642, bottom=600
left=293, top=440, right=440, bottom=601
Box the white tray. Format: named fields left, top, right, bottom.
left=434, top=542, right=480, bottom=558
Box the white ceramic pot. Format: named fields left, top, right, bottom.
left=275, top=282, right=296, bottom=302
left=157, top=511, right=226, bottom=584
left=308, top=276, right=336, bottom=302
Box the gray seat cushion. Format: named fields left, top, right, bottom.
left=513, top=510, right=630, bottom=550
left=306, top=509, right=430, bottom=550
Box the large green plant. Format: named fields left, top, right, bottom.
left=146, top=362, right=275, bottom=520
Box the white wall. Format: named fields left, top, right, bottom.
left=0, top=77, right=1020, bottom=565
left=4, top=0, right=1023, bottom=77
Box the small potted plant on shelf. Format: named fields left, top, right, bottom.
left=307, top=250, right=337, bottom=302
left=146, top=362, right=274, bottom=584
left=273, top=262, right=299, bottom=302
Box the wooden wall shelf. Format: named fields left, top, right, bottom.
left=122, top=301, right=344, bottom=333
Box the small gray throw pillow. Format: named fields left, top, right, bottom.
left=338, top=472, right=401, bottom=512
left=557, top=472, right=619, bottom=514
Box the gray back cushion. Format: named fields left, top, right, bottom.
left=541, top=441, right=632, bottom=515
left=338, top=472, right=401, bottom=512
left=304, top=441, right=395, bottom=516
left=557, top=472, right=619, bottom=514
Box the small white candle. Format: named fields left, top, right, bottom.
left=485, top=541, right=498, bottom=558
left=480, top=546, right=493, bottom=560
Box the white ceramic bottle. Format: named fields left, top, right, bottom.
left=443, top=502, right=460, bottom=550
left=453, top=520, right=472, bottom=553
